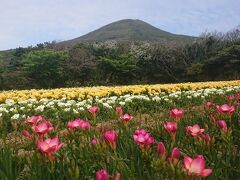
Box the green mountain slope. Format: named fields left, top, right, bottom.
left=61, top=19, right=196, bottom=46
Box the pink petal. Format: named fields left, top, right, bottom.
left=192, top=125, right=200, bottom=132
left=201, top=169, right=212, bottom=177
left=184, top=156, right=192, bottom=170
left=190, top=158, right=205, bottom=174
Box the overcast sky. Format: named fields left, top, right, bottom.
left=0, top=0, right=239, bottom=50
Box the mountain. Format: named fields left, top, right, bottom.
left=59, top=19, right=196, bottom=46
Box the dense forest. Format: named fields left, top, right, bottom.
left=0, top=29, right=240, bottom=90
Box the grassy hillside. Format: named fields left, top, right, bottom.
left=61, top=19, right=196, bottom=46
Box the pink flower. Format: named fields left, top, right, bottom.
left=21, top=130, right=33, bottom=140
left=164, top=121, right=177, bottom=138
left=37, top=136, right=64, bottom=157
left=170, top=147, right=180, bottom=160
left=120, top=114, right=133, bottom=122
left=216, top=104, right=235, bottom=114
left=217, top=120, right=228, bottom=132
left=26, top=115, right=43, bottom=126
left=184, top=155, right=212, bottom=177
left=133, top=129, right=154, bottom=149
left=157, top=142, right=166, bottom=159
left=67, top=119, right=82, bottom=129
left=169, top=108, right=184, bottom=121
left=104, top=130, right=118, bottom=149
left=235, top=93, right=240, bottom=100
left=115, top=105, right=123, bottom=116
left=91, top=137, right=100, bottom=145
left=80, top=120, right=91, bottom=130
left=67, top=118, right=91, bottom=130
left=185, top=124, right=205, bottom=137
left=200, top=133, right=211, bottom=146
left=113, top=172, right=121, bottom=180
left=33, top=121, right=53, bottom=136
left=209, top=114, right=215, bottom=124
left=169, top=147, right=180, bottom=165
left=206, top=101, right=213, bottom=108
left=88, top=106, right=99, bottom=118
left=96, top=169, right=109, bottom=180
left=226, top=95, right=234, bottom=101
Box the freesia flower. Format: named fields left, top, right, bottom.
left=157, top=142, right=166, bottom=159
left=235, top=93, right=240, bottom=101
left=91, top=137, right=100, bottom=145
left=169, top=108, right=184, bottom=121
left=166, top=147, right=181, bottom=166
left=33, top=121, right=53, bottom=136
left=209, top=114, right=215, bottom=124
left=169, top=147, right=180, bottom=161
left=164, top=121, right=177, bottom=138
left=206, top=101, right=213, bottom=108
left=226, top=95, right=234, bottom=101
left=21, top=130, right=33, bottom=140
left=96, top=169, right=109, bottom=180
left=185, top=124, right=205, bottom=137
left=88, top=106, right=99, bottom=118
left=217, top=120, right=228, bottom=132
left=200, top=133, right=211, bottom=146
left=184, top=155, right=212, bottom=177
left=26, top=115, right=43, bottom=126
left=113, top=172, right=121, bottom=180
left=120, top=114, right=133, bottom=122
left=216, top=104, right=235, bottom=115
left=115, top=105, right=123, bottom=116
left=37, top=136, right=64, bottom=158
left=133, top=129, right=154, bottom=149
left=67, top=118, right=91, bottom=130
left=104, top=130, right=118, bottom=149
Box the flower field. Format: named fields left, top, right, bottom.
left=0, top=80, right=240, bottom=179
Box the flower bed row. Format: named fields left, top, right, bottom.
left=1, top=85, right=239, bottom=122
left=0, top=85, right=240, bottom=179
left=0, top=80, right=239, bottom=102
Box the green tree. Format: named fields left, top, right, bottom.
left=98, top=54, right=138, bottom=84
left=203, top=45, right=240, bottom=80
left=64, top=44, right=97, bottom=86
left=22, top=50, right=68, bottom=88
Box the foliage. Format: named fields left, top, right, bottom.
left=21, top=50, right=68, bottom=88
left=0, top=29, right=239, bottom=90
left=0, top=85, right=240, bottom=179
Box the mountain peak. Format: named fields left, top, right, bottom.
left=61, top=19, right=195, bottom=46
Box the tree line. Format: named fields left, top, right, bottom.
left=0, top=29, right=240, bottom=90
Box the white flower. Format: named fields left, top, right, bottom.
left=20, top=107, right=25, bottom=110
left=35, top=105, right=45, bottom=112
left=0, top=107, right=8, bottom=113
left=102, top=103, right=112, bottom=109
left=5, top=99, right=15, bottom=105
left=64, top=108, right=71, bottom=112
left=11, top=114, right=20, bottom=120
left=78, top=107, right=85, bottom=111
left=125, top=98, right=132, bottom=102
left=152, top=96, right=161, bottom=101
left=73, top=109, right=79, bottom=114
left=57, top=102, right=65, bottom=107
left=119, top=102, right=125, bottom=106
left=65, top=102, right=72, bottom=107
left=86, top=104, right=92, bottom=109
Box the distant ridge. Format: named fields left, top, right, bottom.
left=60, top=19, right=196, bottom=46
